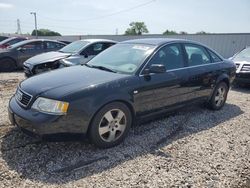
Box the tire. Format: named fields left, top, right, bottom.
left=89, top=102, right=132, bottom=148
left=208, top=82, right=229, bottom=110
left=0, top=58, right=16, bottom=72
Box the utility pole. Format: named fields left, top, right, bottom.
left=115, top=28, right=118, bottom=35
left=30, top=12, right=37, bottom=38
left=16, top=19, right=21, bottom=34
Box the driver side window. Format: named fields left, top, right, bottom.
left=147, top=43, right=184, bottom=71
left=84, top=43, right=104, bottom=56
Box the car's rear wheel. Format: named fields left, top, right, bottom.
left=89, top=102, right=132, bottom=148
left=0, top=58, right=16, bottom=72
left=208, top=82, right=229, bottom=110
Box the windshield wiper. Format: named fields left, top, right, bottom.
left=85, top=64, right=116, bottom=73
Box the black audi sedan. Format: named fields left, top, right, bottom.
left=8, top=38, right=236, bottom=148
left=0, top=39, right=65, bottom=72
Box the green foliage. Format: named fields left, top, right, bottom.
left=163, top=30, right=178, bottom=35
left=125, top=22, right=149, bottom=35
left=179, top=31, right=188, bottom=35
left=31, top=29, right=61, bottom=36
left=196, top=31, right=209, bottom=34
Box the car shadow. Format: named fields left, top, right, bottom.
left=231, top=84, right=250, bottom=94
left=1, top=103, right=244, bottom=184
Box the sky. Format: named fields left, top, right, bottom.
left=0, top=0, right=250, bottom=35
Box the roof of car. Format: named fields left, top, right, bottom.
left=10, top=39, right=65, bottom=48
left=80, top=39, right=117, bottom=43
left=120, top=38, right=191, bottom=46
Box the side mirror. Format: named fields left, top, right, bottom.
left=17, top=47, right=26, bottom=52
left=81, top=51, right=88, bottom=58
left=144, top=64, right=166, bottom=75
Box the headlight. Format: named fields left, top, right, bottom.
left=32, top=97, right=69, bottom=115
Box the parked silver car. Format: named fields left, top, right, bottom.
left=23, top=39, right=116, bottom=77
left=231, top=46, right=250, bottom=84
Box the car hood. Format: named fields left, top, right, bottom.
left=20, top=65, right=129, bottom=98
left=24, top=51, right=72, bottom=65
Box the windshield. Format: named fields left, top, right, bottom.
left=8, top=40, right=29, bottom=49
left=0, top=38, right=13, bottom=45
left=233, top=47, right=250, bottom=61
left=87, top=43, right=155, bottom=74
left=59, top=40, right=89, bottom=53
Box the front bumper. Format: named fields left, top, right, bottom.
left=8, top=96, right=89, bottom=136
left=235, top=72, right=250, bottom=84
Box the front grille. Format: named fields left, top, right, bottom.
left=15, top=88, right=33, bottom=107
left=241, top=64, right=250, bottom=72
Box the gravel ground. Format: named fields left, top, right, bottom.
left=0, top=72, right=249, bottom=188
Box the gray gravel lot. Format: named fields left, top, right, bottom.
left=0, top=72, right=249, bottom=188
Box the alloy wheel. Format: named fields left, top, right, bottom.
left=98, top=109, right=127, bottom=142
left=214, top=86, right=226, bottom=107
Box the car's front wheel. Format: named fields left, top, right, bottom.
left=89, top=102, right=132, bottom=148
left=0, top=58, right=16, bottom=72
left=208, top=82, right=229, bottom=110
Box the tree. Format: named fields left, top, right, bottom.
left=31, top=29, right=61, bottom=36
left=163, top=30, right=178, bottom=35
left=125, top=22, right=149, bottom=35
left=179, top=31, right=188, bottom=35
left=196, top=31, right=209, bottom=35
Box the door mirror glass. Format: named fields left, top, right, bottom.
left=17, top=47, right=26, bottom=52
left=144, top=64, right=166, bottom=74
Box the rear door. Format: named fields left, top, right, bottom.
left=183, top=43, right=222, bottom=99
left=17, top=41, right=44, bottom=64
left=134, top=43, right=192, bottom=116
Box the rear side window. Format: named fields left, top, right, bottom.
left=207, top=49, right=222, bottom=62
left=22, top=42, right=43, bottom=50
left=45, top=42, right=64, bottom=49
left=147, top=43, right=184, bottom=71
left=184, top=44, right=211, bottom=66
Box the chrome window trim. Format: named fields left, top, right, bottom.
left=139, top=61, right=224, bottom=77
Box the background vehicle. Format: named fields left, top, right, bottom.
left=8, top=38, right=235, bottom=148
left=231, top=46, right=250, bottom=84
left=0, top=39, right=66, bottom=72
left=0, top=37, right=27, bottom=49
left=23, top=39, right=116, bottom=77
left=0, top=36, right=9, bottom=42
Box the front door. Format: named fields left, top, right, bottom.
left=134, top=43, right=193, bottom=116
